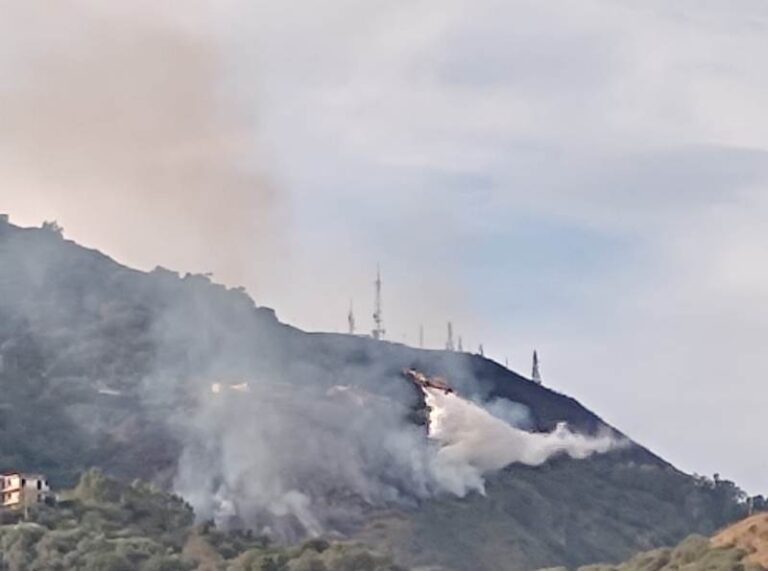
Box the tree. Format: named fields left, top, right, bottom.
left=41, top=221, right=64, bottom=237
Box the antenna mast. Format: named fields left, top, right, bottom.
left=532, top=350, right=542, bottom=384
left=372, top=266, right=385, bottom=340
left=347, top=300, right=356, bottom=335
left=446, top=321, right=455, bottom=351
left=419, top=324, right=424, bottom=349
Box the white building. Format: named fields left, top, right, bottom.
left=1, top=472, right=51, bottom=509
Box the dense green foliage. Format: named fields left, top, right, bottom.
left=0, top=469, right=193, bottom=570
left=0, top=470, right=405, bottom=571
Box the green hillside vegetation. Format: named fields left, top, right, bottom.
left=0, top=470, right=405, bottom=571
left=538, top=534, right=764, bottom=571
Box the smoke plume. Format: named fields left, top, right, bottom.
left=170, top=367, right=624, bottom=539
left=0, top=1, right=285, bottom=298
left=172, top=381, right=439, bottom=538
left=424, top=387, right=624, bottom=496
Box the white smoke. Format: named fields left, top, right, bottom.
left=172, top=381, right=439, bottom=539
left=424, top=387, right=626, bottom=496
left=173, top=376, right=625, bottom=538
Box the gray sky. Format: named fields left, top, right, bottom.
left=2, top=0, right=767, bottom=492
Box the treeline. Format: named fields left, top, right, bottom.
left=0, top=470, right=405, bottom=571
left=692, top=473, right=768, bottom=523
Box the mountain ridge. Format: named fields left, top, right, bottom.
left=0, top=218, right=752, bottom=570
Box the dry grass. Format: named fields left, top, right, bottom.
left=712, top=512, right=768, bottom=569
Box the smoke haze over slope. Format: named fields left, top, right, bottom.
left=169, top=371, right=623, bottom=537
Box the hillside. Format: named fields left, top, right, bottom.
left=537, top=534, right=762, bottom=571
left=712, top=512, right=768, bottom=569
left=0, top=219, right=756, bottom=570
left=538, top=514, right=768, bottom=571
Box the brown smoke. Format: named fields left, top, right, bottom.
left=0, top=1, right=286, bottom=298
